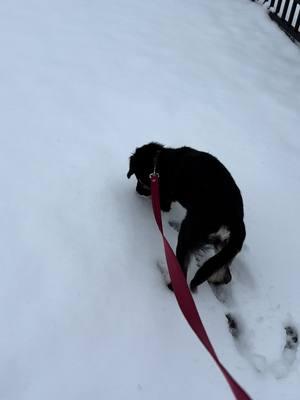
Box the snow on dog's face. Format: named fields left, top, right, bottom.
left=127, top=142, right=163, bottom=197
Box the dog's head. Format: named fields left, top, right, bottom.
left=127, top=142, right=164, bottom=196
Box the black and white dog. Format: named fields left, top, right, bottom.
left=127, top=142, right=246, bottom=291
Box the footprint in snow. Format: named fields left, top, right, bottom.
left=271, top=325, right=299, bottom=379
left=162, top=222, right=299, bottom=379
left=226, top=313, right=267, bottom=373
left=226, top=313, right=239, bottom=338
left=284, top=326, right=298, bottom=351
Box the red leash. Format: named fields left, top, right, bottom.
left=150, top=173, right=251, bottom=400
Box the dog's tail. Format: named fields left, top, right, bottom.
left=190, top=221, right=246, bottom=289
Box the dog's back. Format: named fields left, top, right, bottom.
left=168, top=147, right=244, bottom=222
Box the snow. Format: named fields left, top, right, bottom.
left=1, top=0, right=300, bottom=399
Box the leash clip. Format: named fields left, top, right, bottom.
left=150, top=150, right=160, bottom=180
left=149, top=171, right=159, bottom=180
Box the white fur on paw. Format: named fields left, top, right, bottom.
left=156, top=259, right=171, bottom=285
left=226, top=314, right=267, bottom=374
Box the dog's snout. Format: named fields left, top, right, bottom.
left=136, top=181, right=151, bottom=197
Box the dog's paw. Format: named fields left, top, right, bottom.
left=284, top=326, right=298, bottom=351
left=190, top=279, right=198, bottom=293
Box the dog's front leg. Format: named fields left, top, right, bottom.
left=167, top=221, right=191, bottom=291
left=160, top=190, right=172, bottom=212
left=160, top=199, right=172, bottom=212
left=175, top=217, right=192, bottom=279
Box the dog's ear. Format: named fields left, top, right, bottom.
left=127, top=155, right=135, bottom=179
left=127, top=169, right=134, bottom=179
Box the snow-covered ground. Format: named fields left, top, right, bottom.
left=1, top=0, right=300, bottom=399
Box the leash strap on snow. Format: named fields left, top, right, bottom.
left=150, top=173, right=251, bottom=400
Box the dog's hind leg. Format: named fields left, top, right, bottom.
left=190, top=221, right=246, bottom=291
